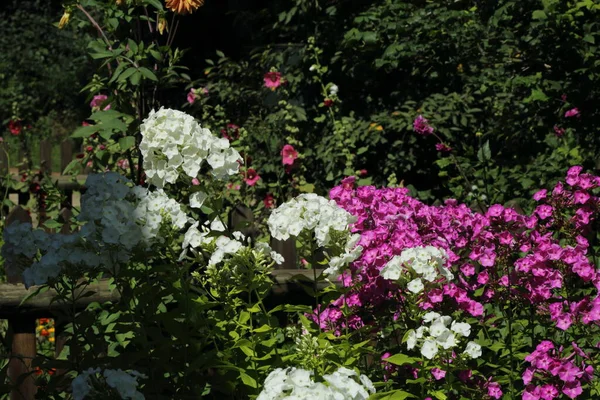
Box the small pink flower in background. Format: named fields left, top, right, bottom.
left=8, top=120, right=22, bottom=136
left=222, top=123, right=240, bottom=141
left=82, top=121, right=91, bottom=126
left=264, top=71, right=282, bottom=90
left=561, top=94, right=568, bottom=102
left=117, top=159, right=130, bottom=170
left=435, top=143, right=452, bottom=152
left=281, top=144, right=298, bottom=165
left=191, top=178, right=200, bottom=185
left=413, top=115, right=434, bottom=135
left=565, top=108, right=580, bottom=118
left=90, top=94, right=111, bottom=110
left=187, top=87, right=209, bottom=104
left=244, top=168, right=260, bottom=186
left=341, top=176, right=355, bottom=190
left=187, top=88, right=196, bottom=104
left=359, top=169, right=368, bottom=176
left=431, top=368, right=446, bottom=380
left=323, top=98, right=334, bottom=107
left=553, top=125, right=565, bottom=137
left=263, top=193, right=275, bottom=208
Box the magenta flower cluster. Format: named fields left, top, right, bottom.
left=522, top=341, right=593, bottom=399
left=315, top=165, right=600, bottom=398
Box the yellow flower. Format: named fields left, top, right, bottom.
left=457, top=64, right=464, bottom=73
left=391, top=111, right=400, bottom=116
left=49, top=337, right=55, bottom=343
left=48, top=327, right=55, bottom=334
left=369, top=123, right=377, bottom=128
left=375, top=125, right=384, bottom=131
left=58, top=11, right=71, bottom=29
left=165, top=0, right=205, bottom=14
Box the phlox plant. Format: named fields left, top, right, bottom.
left=308, top=169, right=600, bottom=399
left=1, top=108, right=371, bottom=399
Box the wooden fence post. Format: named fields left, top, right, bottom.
left=39, top=140, right=52, bottom=174
left=270, top=238, right=297, bottom=270
left=5, top=207, right=37, bottom=400
left=60, top=140, right=73, bottom=174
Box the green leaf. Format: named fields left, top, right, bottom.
left=370, top=390, right=417, bottom=400
left=144, top=0, right=164, bottom=9
left=383, top=353, right=417, bottom=366
left=139, top=67, right=158, bottom=81
left=532, top=10, right=547, bottom=20
left=118, top=67, right=138, bottom=83
left=584, top=34, right=596, bottom=44
left=240, top=372, right=257, bottom=388
left=119, top=136, right=136, bottom=151
left=72, top=125, right=98, bottom=138
left=253, top=324, right=271, bottom=333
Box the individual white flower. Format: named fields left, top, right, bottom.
left=329, top=84, right=339, bottom=96
left=435, top=330, right=457, bottom=350
left=380, top=256, right=403, bottom=280
left=422, top=312, right=441, bottom=323
left=421, top=339, right=439, bottom=359
left=359, top=374, right=376, bottom=394
left=463, top=341, right=482, bottom=359
left=189, top=191, right=208, bottom=209
left=406, top=278, right=424, bottom=294
left=429, top=319, right=449, bottom=338
left=209, top=236, right=243, bottom=265
left=450, top=321, right=471, bottom=338
left=255, top=242, right=285, bottom=265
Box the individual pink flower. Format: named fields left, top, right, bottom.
left=435, top=143, right=452, bottom=152
left=431, top=368, right=446, bottom=380
left=263, top=193, right=275, bottom=209
left=264, top=71, right=282, bottom=90
left=90, top=94, right=111, bottom=110
left=413, top=115, right=434, bottom=135
left=487, top=382, right=503, bottom=399
left=187, top=88, right=197, bottom=104
left=191, top=178, right=200, bottom=185
left=244, top=168, right=260, bottom=186
left=565, top=108, right=580, bottom=118
left=8, top=120, right=22, bottom=136
left=222, top=123, right=240, bottom=141
left=554, top=125, right=565, bottom=137
left=281, top=144, right=298, bottom=165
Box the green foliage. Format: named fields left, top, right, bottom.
left=0, top=0, right=91, bottom=143
left=190, top=0, right=600, bottom=209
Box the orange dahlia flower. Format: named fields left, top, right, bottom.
left=165, top=0, right=205, bottom=14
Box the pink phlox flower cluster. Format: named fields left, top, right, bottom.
left=316, top=166, right=600, bottom=336
left=523, top=341, right=593, bottom=399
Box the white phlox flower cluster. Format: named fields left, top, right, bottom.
left=323, top=233, right=363, bottom=278
left=267, top=194, right=357, bottom=247
left=380, top=246, right=453, bottom=293
left=257, top=367, right=375, bottom=400
left=406, top=312, right=481, bottom=360
left=140, top=108, right=241, bottom=188
left=132, top=187, right=188, bottom=244
left=72, top=368, right=146, bottom=400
